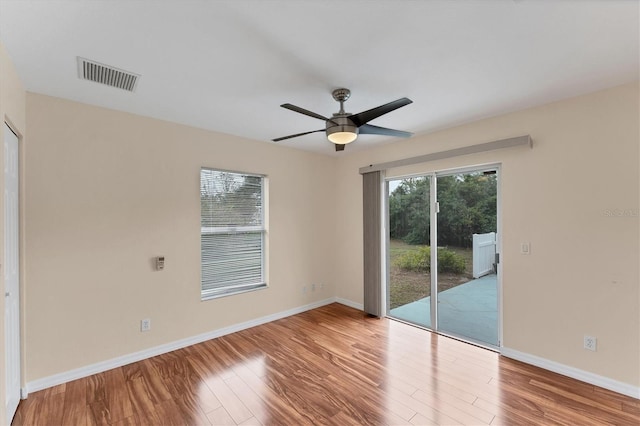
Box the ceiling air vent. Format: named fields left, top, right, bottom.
left=77, top=57, right=140, bottom=92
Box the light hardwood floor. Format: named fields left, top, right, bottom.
left=12, top=303, right=640, bottom=425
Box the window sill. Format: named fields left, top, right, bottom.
left=201, top=283, right=268, bottom=301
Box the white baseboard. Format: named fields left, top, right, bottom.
left=334, top=297, right=363, bottom=311
left=27, top=302, right=637, bottom=402
left=501, top=347, right=640, bottom=399
left=26, top=297, right=342, bottom=395
left=28, top=300, right=637, bottom=402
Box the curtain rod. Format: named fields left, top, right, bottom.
left=359, top=135, right=532, bottom=175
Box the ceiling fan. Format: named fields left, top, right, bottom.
left=272, top=88, right=413, bottom=151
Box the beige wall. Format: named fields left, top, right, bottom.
left=333, top=82, right=640, bottom=387
left=24, top=93, right=338, bottom=380
left=0, top=41, right=27, bottom=424
left=9, top=41, right=639, bottom=393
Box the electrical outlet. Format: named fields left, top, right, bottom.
left=311, top=283, right=316, bottom=292
left=302, top=285, right=307, bottom=294
left=141, top=318, right=151, bottom=332
left=584, top=335, right=597, bottom=351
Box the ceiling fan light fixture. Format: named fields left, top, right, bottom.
left=327, top=131, right=357, bottom=144
left=273, top=88, right=413, bottom=148
left=326, top=125, right=358, bottom=144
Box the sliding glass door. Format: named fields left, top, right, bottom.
left=386, top=167, right=499, bottom=348
left=386, top=176, right=433, bottom=328
left=435, top=171, right=498, bottom=346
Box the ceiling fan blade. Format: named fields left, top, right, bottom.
left=335, top=143, right=346, bottom=152
left=359, top=124, right=412, bottom=138
left=281, top=103, right=332, bottom=122
left=348, top=97, right=413, bottom=127
left=272, top=129, right=324, bottom=142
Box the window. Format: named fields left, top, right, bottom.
left=200, top=168, right=266, bottom=300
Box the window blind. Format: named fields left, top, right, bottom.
left=200, top=168, right=266, bottom=299
left=363, top=170, right=383, bottom=317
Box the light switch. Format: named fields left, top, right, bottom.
left=520, top=242, right=530, bottom=255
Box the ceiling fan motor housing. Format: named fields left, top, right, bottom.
left=326, top=116, right=358, bottom=142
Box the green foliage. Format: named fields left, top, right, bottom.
left=437, top=248, right=466, bottom=274
left=394, top=246, right=466, bottom=274
left=395, top=246, right=431, bottom=271
left=201, top=171, right=262, bottom=227
left=389, top=177, right=430, bottom=243
left=389, top=173, right=497, bottom=248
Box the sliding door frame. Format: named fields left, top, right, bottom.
left=384, top=163, right=503, bottom=350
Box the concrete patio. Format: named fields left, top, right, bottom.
left=388, top=274, right=498, bottom=347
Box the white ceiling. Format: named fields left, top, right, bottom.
left=1, top=0, right=638, bottom=155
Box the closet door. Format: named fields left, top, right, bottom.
left=4, top=123, right=21, bottom=425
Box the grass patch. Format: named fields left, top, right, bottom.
left=394, top=246, right=466, bottom=274
left=388, top=240, right=472, bottom=309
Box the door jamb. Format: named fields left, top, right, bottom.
left=383, top=162, right=503, bottom=350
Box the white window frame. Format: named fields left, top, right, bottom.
left=200, top=167, right=267, bottom=300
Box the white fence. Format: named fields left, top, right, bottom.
left=472, top=232, right=496, bottom=278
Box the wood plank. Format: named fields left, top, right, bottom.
left=205, top=407, right=235, bottom=426
left=126, top=378, right=156, bottom=415
left=89, top=399, right=111, bottom=425
left=41, top=383, right=66, bottom=398
left=86, top=372, right=106, bottom=404
left=61, top=378, right=88, bottom=425
left=37, top=392, right=64, bottom=425
left=224, top=375, right=270, bottom=423
left=206, top=376, right=254, bottom=424
left=102, top=367, right=134, bottom=423
left=232, top=363, right=312, bottom=425
left=12, top=303, right=639, bottom=426
left=237, top=416, right=261, bottom=426
left=171, top=391, right=211, bottom=426
left=138, top=358, right=173, bottom=405
left=11, top=395, right=44, bottom=426
left=384, top=384, right=466, bottom=425
left=155, top=398, right=195, bottom=425
left=110, top=409, right=164, bottom=426
left=412, top=388, right=495, bottom=424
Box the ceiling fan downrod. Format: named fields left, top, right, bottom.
left=332, top=88, right=351, bottom=115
